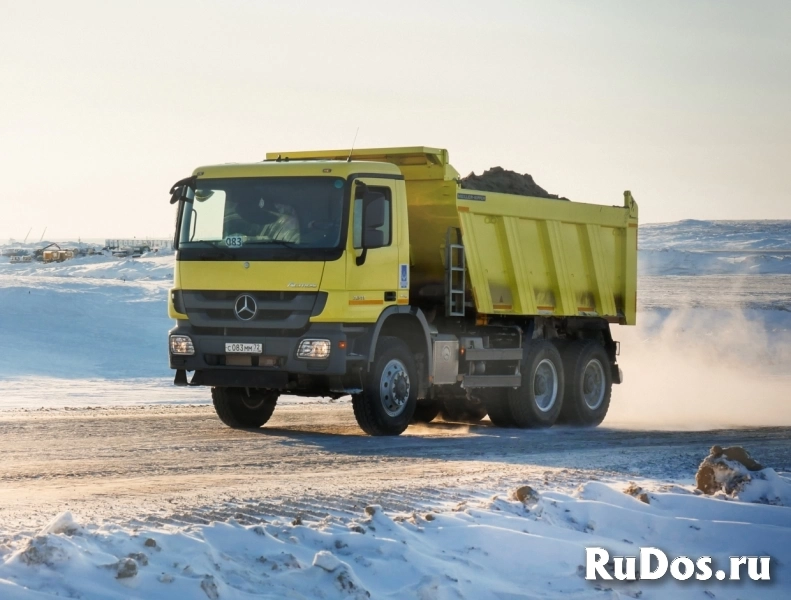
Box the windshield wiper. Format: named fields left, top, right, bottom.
left=192, top=240, right=237, bottom=260
left=244, top=239, right=299, bottom=249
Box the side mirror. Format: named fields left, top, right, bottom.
left=169, top=176, right=197, bottom=205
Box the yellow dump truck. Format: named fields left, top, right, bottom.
left=168, top=147, right=637, bottom=435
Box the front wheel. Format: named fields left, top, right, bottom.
left=352, top=337, right=418, bottom=436
left=212, top=387, right=278, bottom=428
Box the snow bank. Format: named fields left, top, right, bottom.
left=0, top=275, right=172, bottom=379
left=1, top=482, right=789, bottom=599
left=738, top=469, right=791, bottom=507
left=640, top=249, right=791, bottom=276
left=640, top=220, right=791, bottom=252
left=0, top=253, right=174, bottom=281
left=638, top=220, right=791, bottom=276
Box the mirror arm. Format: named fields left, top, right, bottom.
left=355, top=192, right=367, bottom=265
left=356, top=247, right=367, bottom=266
left=169, top=175, right=197, bottom=204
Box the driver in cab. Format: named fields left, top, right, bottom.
left=226, top=197, right=301, bottom=243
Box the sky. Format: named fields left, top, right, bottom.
left=1, top=0, right=790, bottom=240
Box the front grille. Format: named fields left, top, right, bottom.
left=204, top=309, right=293, bottom=322
left=181, top=290, right=320, bottom=330
left=191, top=326, right=307, bottom=338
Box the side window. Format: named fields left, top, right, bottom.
left=353, top=185, right=392, bottom=249
left=179, top=189, right=227, bottom=244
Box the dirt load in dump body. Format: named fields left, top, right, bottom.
left=461, top=166, right=566, bottom=200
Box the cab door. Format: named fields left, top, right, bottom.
left=345, top=178, right=401, bottom=322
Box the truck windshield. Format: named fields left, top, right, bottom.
left=177, top=176, right=347, bottom=260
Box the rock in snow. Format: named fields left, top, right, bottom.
left=696, top=445, right=763, bottom=495
left=313, top=550, right=342, bottom=572
left=695, top=445, right=791, bottom=506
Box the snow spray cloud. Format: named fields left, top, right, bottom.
left=607, top=308, right=791, bottom=429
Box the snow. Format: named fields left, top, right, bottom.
left=640, top=248, right=791, bottom=276
left=0, top=252, right=175, bottom=280
left=639, top=220, right=791, bottom=251
left=1, top=480, right=789, bottom=599
left=739, top=468, right=791, bottom=506
left=639, top=221, right=791, bottom=276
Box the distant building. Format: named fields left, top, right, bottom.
left=104, top=239, right=173, bottom=251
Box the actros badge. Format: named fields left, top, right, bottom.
left=234, top=294, right=257, bottom=321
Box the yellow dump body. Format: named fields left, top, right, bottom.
left=457, top=191, right=638, bottom=325
left=266, top=147, right=638, bottom=325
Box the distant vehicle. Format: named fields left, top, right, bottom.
left=9, top=255, right=32, bottom=263
left=33, top=243, right=74, bottom=263
left=167, top=146, right=639, bottom=436
left=112, top=245, right=150, bottom=258
left=42, top=249, right=74, bottom=263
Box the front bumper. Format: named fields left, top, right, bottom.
left=168, top=322, right=356, bottom=389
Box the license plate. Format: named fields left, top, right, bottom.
left=225, top=343, right=262, bottom=354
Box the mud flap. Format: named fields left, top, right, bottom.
left=612, top=365, right=624, bottom=385
left=174, top=369, right=188, bottom=386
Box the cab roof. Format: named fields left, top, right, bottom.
left=193, top=159, right=402, bottom=180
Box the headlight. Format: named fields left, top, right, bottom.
left=170, top=335, right=195, bottom=355
left=297, top=339, right=331, bottom=359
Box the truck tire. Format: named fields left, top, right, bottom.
left=352, top=337, right=418, bottom=436
left=211, top=387, right=278, bottom=428
left=440, top=400, right=487, bottom=424
left=508, top=341, right=565, bottom=428
left=560, top=340, right=612, bottom=426
left=412, top=400, right=441, bottom=424
left=484, top=390, right=515, bottom=427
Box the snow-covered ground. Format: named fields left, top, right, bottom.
left=639, top=220, right=791, bottom=251
left=639, top=220, right=791, bottom=276
left=2, top=478, right=790, bottom=600
left=1, top=222, right=791, bottom=598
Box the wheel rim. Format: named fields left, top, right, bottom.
left=380, top=359, right=411, bottom=417
left=533, top=358, right=558, bottom=412
left=582, top=359, right=606, bottom=410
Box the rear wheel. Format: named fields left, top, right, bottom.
left=352, top=337, right=417, bottom=436
left=560, top=340, right=612, bottom=426
left=508, top=341, right=565, bottom=428
left=212, top=387, right=278, bottom=428
left=484, top=390, right=515, bottom=427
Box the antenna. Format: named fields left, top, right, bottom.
left=39, top=227, right=47, bottom=243
left=346, top=127, right=360, bottom=162
left=23, top=227, right=32, bottom=243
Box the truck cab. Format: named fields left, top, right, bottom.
left=169, top=159, right=420, bottom=425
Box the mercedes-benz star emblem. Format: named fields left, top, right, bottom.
left=234, top=294, right=257, bottom=321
